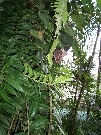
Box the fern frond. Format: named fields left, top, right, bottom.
left=54, top=0, right=68, bottom=36
left=47, top=38, right=59, bottom=68
left=47, top=0, right=68, bottom=67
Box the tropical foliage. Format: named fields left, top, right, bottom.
left=0, top=0, right=101, bottom=135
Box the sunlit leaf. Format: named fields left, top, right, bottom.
left=24, top=62, right=28, bottom=74
left=47, top=38, right=59, bottom=68
left=53, top=75, right=72, bottom=84
left=81, top=0, right=87, bottom=5
left=97, top=0, right=101, bottom=8
left=48, top=74, right=53, bottom=84
left=29, top=102, right=39, bottom=118
left=60, top=68, right=71, bottom=74
left=30, top=117, right=49, bottom=130
left=28, top=65, right=33, bottom=77
left=39, top=104, right=49, bottom=111
left=43, top=75, right=47, bottom=83
left=54, top=0, right=68, bottom=35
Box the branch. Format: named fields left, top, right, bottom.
left=88, top=24, right=100, bottom=65
left=70, top=83, right=85, bottom=135
left=7, top=115, right=16, bottom=135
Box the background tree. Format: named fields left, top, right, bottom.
left=0, top=0, right=101, bottom=135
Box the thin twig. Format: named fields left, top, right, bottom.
left=88, top=24, right=100, bottom=65
left=7, top=115, right=16, bottom=135
left=48, top=88, right=52, bottom=135
left=97, top=38, right=101, bottom=88
left=26, top=102, right=30, bottom=135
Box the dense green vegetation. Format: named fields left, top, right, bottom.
left=0, top=0, right=101, bottom=135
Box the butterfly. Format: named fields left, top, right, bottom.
left=53, top=49, right=67, bottom=63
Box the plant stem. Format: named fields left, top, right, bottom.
left=7, top=115, right=16, bottom=135
left=70, top=83, right=85, bottom=135
left=26, top=102, right=30, bottom=135
left=48, top=88, right=52, bottom=135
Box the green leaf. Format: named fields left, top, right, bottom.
left=6, top=68, right=31, bottom=87
left=5, top=76, right=24, bottom=93
left=47, top=38, right=59, bottom=68
left=53, top=75, right=72, bottom=84
left=0, top=114, right=10, bottom=127
left=0, top=2, right=12, bottom=15
left=30, top=117, right=49, bottom=130
left=43, top=75, right=47, bottom=83
left=81, top=0, right=87, bottom=5
left=0, top=86, right=10, bottom=103
left=3, top=82, right=17, bottom=95
left=39, top=104, right=49, bottom=111
left=38, top=11, right=49, bottom=27
left=18, top=22, right=32, bottom=30
left=60, top=32, right=73, bottom=45
left=29, top=102, right=39, bottom=118
left=41, top=64, right=49, bottom=74
left=81, top=0, right=92, bottom=7
left=54, top=0, right=68, bottom=35
left=72, top=43, right=79, bottom=57
left=0, top=126, right=6, bottom=135
left=30, top=29, right=43, bottom=42
left=2, top=55, right=17, bottom=71
left=97, top=0, right=101, bottom=8
left=24, top=63, right=33, bottom=77
left=24, top=62, right=28, bottom=74
left=60, top=67, right=71, bottom=74
left=28, top=65, right=33, bottom=77
left=48, top=74, right=53, bottom=84
left=0, top=102, right=16, bottom=114
left=20, top=14, right=36, bottom=22
left=10, top=99, right=22, bottom=109
left=71, top=14, right=83, bottom=29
